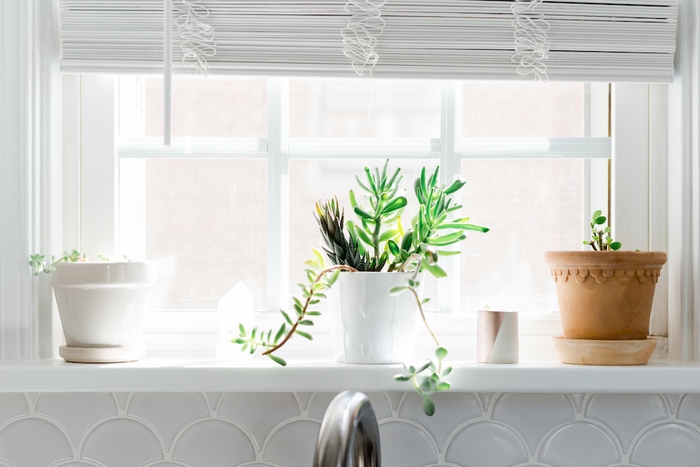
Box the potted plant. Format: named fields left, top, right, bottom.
left=544, top=210, right=667, bottom=365
left=233, top=161, right=488, bottom=415
left=30, top=250, right=156, bottom=363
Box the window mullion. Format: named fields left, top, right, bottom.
left=439, top=81, right=461, bottom=313
left=267, top=78, right=290, bottom=312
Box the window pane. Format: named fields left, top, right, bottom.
left=459, top=159, right=584, bottom=312
left=289, top=159, right=439, bottom=310
left=119, top=159, right=268, bottom=311
left=118, top=76, right=268, bottom=138
left=290, top=78, right=441, bottom=137
left=462, top=82, right=585, bottom=137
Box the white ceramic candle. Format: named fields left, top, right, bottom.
left=477, top=310, right=519, bottom=364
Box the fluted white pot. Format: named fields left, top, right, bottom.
left=328, top=272, right=419, bottom=364
left=50, top=262, right=156, bottom=363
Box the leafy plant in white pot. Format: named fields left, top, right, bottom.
left=30, top=250, right=157, bottom=363
left=233, top=161, right=488, bottom=415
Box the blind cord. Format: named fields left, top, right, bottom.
left=341, top=0, right=386, bottom=77
left=511, top=0, right=550, bottom=82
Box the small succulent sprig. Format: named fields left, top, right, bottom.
left=585, top=209, right=622, bottom=251
left=29, top=249, right=86, bottom=275
left=233, top=250, right=356, bottom=366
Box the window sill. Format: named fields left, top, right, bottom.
left=1, top=356, right=699, bottom=394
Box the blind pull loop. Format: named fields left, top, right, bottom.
left=164, top=0, right=172, bottom=146
left=511, top=0, right=550, bottom=82
left=176, top=0, right=216, bottom=75
left=341, top=0, right=386, bottom=77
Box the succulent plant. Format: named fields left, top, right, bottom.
left=233, top=160, right=489, bottom=416
left=585, top=209, right=622, bottom=251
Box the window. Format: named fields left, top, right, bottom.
left=70, top=75, right=652, bottom=359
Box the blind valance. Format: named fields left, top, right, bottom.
left=58, top=0, right=678, bottom=82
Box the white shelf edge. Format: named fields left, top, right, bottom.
left=0, top=358, right=699, bottom=394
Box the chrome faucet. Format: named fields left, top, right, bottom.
left=313, top=390, right=381, bottom=467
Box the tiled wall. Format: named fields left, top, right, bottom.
left=1, top=391, right=700, bottom=466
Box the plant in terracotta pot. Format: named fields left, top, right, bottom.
left=30, top=250, right=156, bottom=363
left=544, top=210, right=667, bottom=365
left=233, top=160, right=488, bottom=415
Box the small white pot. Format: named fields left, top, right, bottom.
left=50, top=262, right=156, bottom=363
left=328, top=272, right=419, bottom=364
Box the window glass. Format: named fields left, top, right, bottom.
left=462, top=82, right=585, bottom=137
left=119, top=76, right=268, bottom=138
left=290, top=78, right=441, bottom=138
left=119, top=159, right=268, bottom=311
left=459, top=159, right=584, bottom=312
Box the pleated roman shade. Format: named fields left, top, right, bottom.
left=58, top=0, right=679, bottom=82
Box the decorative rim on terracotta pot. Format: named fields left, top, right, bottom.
left=545, top=251, right=667, bottom=285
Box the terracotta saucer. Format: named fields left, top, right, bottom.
left=552, top=337, right=657, bottom=366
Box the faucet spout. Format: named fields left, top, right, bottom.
left=313, top=390, right=381, bottom=467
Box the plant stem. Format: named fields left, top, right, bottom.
left=409, top=286, right=440, bottom=348
left=262, top=264, right=357, bottom=356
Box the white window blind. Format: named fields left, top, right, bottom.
left=58, top=0, right=678, bottom=83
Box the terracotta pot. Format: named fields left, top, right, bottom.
left=544, top=251, right=666, bottom=340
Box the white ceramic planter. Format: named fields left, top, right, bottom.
left=328, top=272, right=419, bottom=364
left=50, top=262, right=157, bottom=363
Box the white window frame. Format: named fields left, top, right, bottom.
left=62, top=75, right=665, bottom=359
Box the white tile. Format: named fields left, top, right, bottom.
left=127, top=393, right=210, bottom=450
left=539, top=422, right=621, bottom=467
left=172, top=419, right=255, bottom=467
left=0, top=393, right=29, bottom=425
left=0, top=418, right=73, bottom=466
left=81, top=418, right=164, bottom=466
left=218, top=392, right=300, bottom=450
left=492, top=393, right=574, bottom=455
left=380, top=421, right=439, bottom=466
left=585, top=394, right=668, bottom=452
left=36, top=393, right=118, bottom=448
left=445, top=421, right=529, bottom=467
left=676, top=394, right=700, bottom=425
left=263, top=420, right=320, bottom=467
left=630, top=422, right=700, bottom=467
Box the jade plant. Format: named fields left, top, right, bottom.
left=584, top=209, right=621, bottom=251
left=233, top=160, right=488, bottom=415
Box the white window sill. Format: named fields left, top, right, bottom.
left=1, top=356, right=699, bottom=394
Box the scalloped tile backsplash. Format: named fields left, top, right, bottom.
left=1, top=392, right=700, bottom=466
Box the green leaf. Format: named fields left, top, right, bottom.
left=388, top=286, right=408, bottom=296
left=354, top=206, right=374, bottom=221
left=610, top=241, right=622, bottom=251
left=280, top=309, right=294, bottom=326
left=382, top=196, right=408, bottom=215
left=269, top=354, right=287, bottom=366
left=436, top=381, right=451, bottom=391
left=415, top=361, right=431, bottom=374
left=421, top=261, right=447, bottom=278
left=422, top=397, right=436, bottom=416
left=435, top=346, right=448, bottom=360
left=443, top=178, right=466, bottom=195
left=274, top=324, right=287, bottom=343
left=379, top=229, right=399, bottom=243
left=295, top=330, right=313, bottom=341
left=394, top=374, right=411, bottom=382
left=299, top=319, right=314, bottom=326
left=387, top=239, right=400, bottom=256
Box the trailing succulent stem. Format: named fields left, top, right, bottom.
left=390, top=260, right=452, bottom=417
left=585, top=209, right=622, bottom=251
left=233, top=249, right=357, bottom=366
left=29, top=249, right=86, bottom=275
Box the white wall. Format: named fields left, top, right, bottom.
left=1, top=391, right=700, bottom=466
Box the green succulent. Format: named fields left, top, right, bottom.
left=29, top=249, right=86, bottom=275
left=585, top=209, right=622, bottom=251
